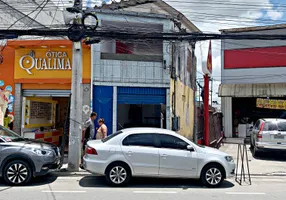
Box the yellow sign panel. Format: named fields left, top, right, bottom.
left=256, top=98, right=286, bottom=110
left=14, top=48, right=91, bottom=79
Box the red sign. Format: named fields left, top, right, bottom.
left=224, top=46, right=286, bottom=69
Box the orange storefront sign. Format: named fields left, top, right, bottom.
left=0, top=46, right=15, bottom=122
left=14, top=47, right=91, bottom=81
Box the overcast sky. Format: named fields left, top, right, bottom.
left=164, top=0, right=285, bottom=102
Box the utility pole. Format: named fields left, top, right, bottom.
left=204, top=74, right=210, bottom=146
left=68, top=0, right=83, bottom=171
left=203, top=41, right=212, bottom=147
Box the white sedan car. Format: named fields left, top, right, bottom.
left=83, top=128, right=235, bottom=187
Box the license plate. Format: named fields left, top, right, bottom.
left=274, top=135, right=284, bottom=139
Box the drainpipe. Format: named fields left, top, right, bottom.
left=191, top=41, right=197, bottom=144
left=90, top=44, right=94, bottom=112
left=172, top=42, right=176, bottom=117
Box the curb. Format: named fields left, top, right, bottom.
left=243, top=173, right=286, bottom=177
left=50, top=171, right=92, bottom=177
left=49, top=167, right=92, bottom=177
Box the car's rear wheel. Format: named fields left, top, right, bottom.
left=105, top=162, right=131, bottom=186
left=201, top=163, right=225, bottom=188
left=3, top=160, right=32, bottom=186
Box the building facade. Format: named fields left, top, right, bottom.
left=92, top=0, right=199, bottom=139
left=0, top=40, right=91, bottom=145
left=0, top=0, right=199, bottom=141
left=219, top=24, right=286, bottom=138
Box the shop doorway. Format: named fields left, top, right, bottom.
left=116, top=87, right=167, bottom=130
left=21, top=95, right=70, bottom=150
left=117, top=104, right=166, bottom=130
left=232, top=97, right=286, bottom=137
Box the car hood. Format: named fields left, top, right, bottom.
left=1, top=138, right=56, bottom=149
left=198, top=145, right=229, bottom=157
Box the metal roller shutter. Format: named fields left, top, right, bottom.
left=22, top=90, right=71, bottom=97
left=117, top=87, right=166, bottom=105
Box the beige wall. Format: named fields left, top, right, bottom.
left=170, top=79, right=194, bottom=140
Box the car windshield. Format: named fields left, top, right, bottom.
left=102, top=131, right=123, bottom=143
left=0, top=125, right=22, bottom=142
left=264, top=122, right=286, bottom=131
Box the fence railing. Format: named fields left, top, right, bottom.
left=197, top=106, right=223, bottom=148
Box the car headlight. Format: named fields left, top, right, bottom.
left=225, top=156, right=234, bottom=162
left=33, top=149, right=54, bottom=156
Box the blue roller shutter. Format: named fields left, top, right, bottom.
left=93, top=86, right=113, bottom=136
left=117, top=87, right=166, bottom=105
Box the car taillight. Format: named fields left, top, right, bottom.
left=258, top=122, right=265, bottom=139
left=85, top=147, right=98, bottom=155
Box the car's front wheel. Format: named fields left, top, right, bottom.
left=201, top=163, right=225, bottom=187
left=105, top=162, right=131, bottom=186
left=3, top=160, right=32, bottom=186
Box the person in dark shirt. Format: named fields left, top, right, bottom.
left=80, top=112, right=97, bottom=169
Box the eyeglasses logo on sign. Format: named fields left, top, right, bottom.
left=19, top=51, right=72, bottom=75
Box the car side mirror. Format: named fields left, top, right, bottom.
left=187, top=145, right=194, bottom=152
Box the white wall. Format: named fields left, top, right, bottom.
left=222, top=67, right=286, bottom=84
left=94, top=60, right=170, bottom=86
left=221, top=97, right=232, bottom=138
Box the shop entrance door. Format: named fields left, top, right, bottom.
left=117, top=87, right=167, bottom=130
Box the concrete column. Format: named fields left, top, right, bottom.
left=222, top=97, right=232, bottom=138
left=14, top=83, right=22, bottom=135
left=112, top=86, right=117, bottom=133
left=166, top=88, right=171, bottom=130
left=68, top=41, right=83, bottom=171
left=92, top=43, right=101, bottom=84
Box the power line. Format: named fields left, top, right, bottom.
left=1, top=0, right=285, bottom=31
left=6, top=0, right=48, bottom=29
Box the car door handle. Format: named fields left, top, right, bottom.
left=127, top=151, right=132, bottom=156
left=160, top=154, right=167, bottom=158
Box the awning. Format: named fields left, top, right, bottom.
left=218, top=83, right=286, bottom=97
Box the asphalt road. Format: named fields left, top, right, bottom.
left=0, top=175, right=285, bottom=200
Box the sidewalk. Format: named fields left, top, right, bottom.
left=50, top=153, right=91, bottom=176
left=219, top=143, right=286, bottom=176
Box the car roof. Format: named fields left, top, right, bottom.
left=120, top=127, right=177, bottom=135
left=262, top=118, right=286, bottom=123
